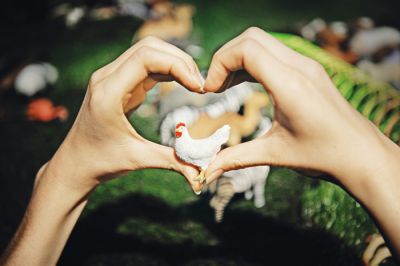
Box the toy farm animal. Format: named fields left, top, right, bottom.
left=26, top=98, right=68, bottom=122
left=15, top=63, right=58, bottom=97
left=160, top=83, right=255, bottom=146
left=188, top=91, right=269, bottom=146
left=209, top=165, right=270, bottom=223
left=208, top=117, right=272, bottom=223
left=132, top=3, right=195, bottom=42
left=349, top=27, right=400, bottom=57
left=363, top=234, right=392, bottom=266
left=174, top=122, right=230, bottom=185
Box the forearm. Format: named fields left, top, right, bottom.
left=338, top=135, right=400, bottom=260
left=0, top=164, right=92, bottom=266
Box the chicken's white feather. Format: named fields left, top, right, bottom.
left=174, top=125, right=230, bottom=170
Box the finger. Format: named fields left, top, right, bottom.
left=204, top=38, right=303, bottom=102
left=105, top=46, right=203, bottom=100
left=204, top=136, right=283, bottom=185
left=217, top=70, right=257, bottom=93
left=231, top=27, right=324, bottom=77
left=95, top=37, right=204, bottom=86
left=135, top=140, right=203, bottom=194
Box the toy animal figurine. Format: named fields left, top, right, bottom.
left=208, top=117, right=272, bottom=223
left=174, top=122, right=230, bottom=185
left=209, top=165, right=271, bottom=223
left=14, top=63, right=58, bottom=97
left=362, top=234, right=393, bottom=266
left=357, top=58, right=400, bottom=89
left=26, top=98, right=68, bottom=122
left=349, top=27, right=400, bottom=57
left=188, top=91, right=269, bottom=146
left=300, top=18, right=327, bottom=42
left=209, top=176, right=235, bottom=222
left=317, top=26, right=358, bottom=64
left=160, top=83, right=255, bottom=145
left=132, top=3, right=195, bottom=42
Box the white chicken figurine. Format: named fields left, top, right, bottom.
left=174, top=122, right=231, bottom=185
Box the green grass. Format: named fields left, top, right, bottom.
left=117, top=218, right=219, bottom=245
left=302, top=182, right=377, bottom=248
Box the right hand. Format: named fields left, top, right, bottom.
left=204, top=27, right=399, bottom=193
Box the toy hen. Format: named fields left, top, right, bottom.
left=174, top=122, right=230, bottom=183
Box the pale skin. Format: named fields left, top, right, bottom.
left=1, top=28, right=399, bottom=265
left=203, top=27, right=400, bottom=260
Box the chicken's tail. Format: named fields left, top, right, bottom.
left=212, top=125, right=231, bottom=146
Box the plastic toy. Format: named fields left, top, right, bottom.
left=174, top=123, right=230, bottom=186
left=26, top=98, right=68, bottom=122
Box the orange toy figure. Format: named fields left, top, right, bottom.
left=188, top=91, right=269, bottom=146
left=133, top=3, right=195, bottom=42
left=26, top=98, right=68, bottom=122
left=318, top=27, right=358, bottom=64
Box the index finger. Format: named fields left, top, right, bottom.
left=204, top=38, right=306, bottom=103
left=102, top=46, right=204, bottom=104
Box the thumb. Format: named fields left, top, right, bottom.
left=137, top=140, right=203, bottom=194
left=205, top=135, right=282, bottom=185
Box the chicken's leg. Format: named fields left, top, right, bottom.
left=193, top=169, right=206, bottom=183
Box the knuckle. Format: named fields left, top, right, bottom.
left=89, top=69, right=103, bottom=86
left=185, top=54, right=196, bottom=64
left=240, top=38, right=259, bottom=53
left=307, top=60, right=326, bottom=76
left=135, top=46, right=154, bottom=59
left=244, top=26, right=263, bottom=37
left=211, top=50, right=222, bottom=62
left=88, top=85, right=106, bottom=108
left=140, top=36, right=159, bottom=45
left=230, top=157, right=244, bottom=170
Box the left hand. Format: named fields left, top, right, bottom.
left=37, top=37, right=204, bottom=194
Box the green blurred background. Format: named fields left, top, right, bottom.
left=0, top=0, right=399, bottom=265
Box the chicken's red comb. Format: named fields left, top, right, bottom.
left=176, top=122, right=186, bottom=129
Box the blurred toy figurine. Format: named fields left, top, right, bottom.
left=15, top=63, right=58, bottom=97
left=209, top=165, right=270, bottom=223
left=349, top=27, right=400, bottom=57
left=188, top=91, right=269, bottom=146
left=208, top=117, right=272, bottom=222
left=132, top=3, right=195, bottom=42
left=174, top=122, right=230, bottom=187
left=362, top=234, right=393, bottom=266
left=26, top=98, right=68, bottom=122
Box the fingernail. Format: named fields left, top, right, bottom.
left=206, top=169, right=223, bottom=185
left=196, top=73, right=205, bottom=91
left=193, top=185, right=202, bottom=195
left=192, top=181, right=203, bottom=195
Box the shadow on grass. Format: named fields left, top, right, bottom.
left=61, top=193, right=362, bottom=266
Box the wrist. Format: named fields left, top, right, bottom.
left=338, top=134, right=400, bottom=208
left=38, top=144, right=99, bottom=197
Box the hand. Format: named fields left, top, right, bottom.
left=204, top=28, right=400, bottom=257
left=39, top=36, right=205, bottom=194
left=204, top=27, right=399, bottom=191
